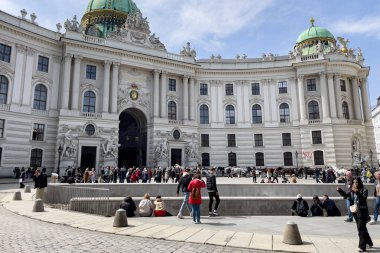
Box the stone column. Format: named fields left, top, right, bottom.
left=360, top=78, right=371, bottom=122
left=327, top=73, right=337, bottom=118
left=334, top=74, right=343, bottom=118
left=22, top=48, right=35, bottom=106
left=51, top=56, right=61, bottom=110
left=12, top=44, right=26, bottom=105
left=352, top=77, right=362, bottom=121
left=319, top=72, right=330, bottom=120
left=346, top=77, right=354, bottom=120
left=153, top=69, right=160, bottom=118
left=183, top=75, right=189, bottom=121
left=102, top=60, right=111, bottom=113
left=297, top=75, right=306, bottom=121
left=61, top=54, right=72, bottom=110
left=189, top=77, right=195, bottom=121
left=160, top=71, right=167, bottom=118
left=290, top=77, right=299, bottom=121
left=71, top=55, right=82, bottom=110
left=111, top=62, right=119, bottom=113
left=262, top=80, right=271, bottom=123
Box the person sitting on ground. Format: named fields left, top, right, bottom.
left=322, top=194, right=341, bottom=216
left=138, top=193, right=154, bottom=217
left=310, top=195, right=324, bottom=216
left=291, top=194, right=309, bottom=217
left=290, top=174, right=297, bottom=183
left=120, top=196, right=136, bottom=217
left=153, top=195, right=172, bottom=216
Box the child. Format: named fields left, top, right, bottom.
left=153, top=195, right=172, bottom=216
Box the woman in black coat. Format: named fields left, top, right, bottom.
left=337, top=177, right=373, bottom=252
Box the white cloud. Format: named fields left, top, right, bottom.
left=331, top=15, right=380, bottom=39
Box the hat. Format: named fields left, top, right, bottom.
left=297, top=194, right=302, bottom=199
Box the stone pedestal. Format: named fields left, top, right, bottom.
left=113, top=209, right=128, bottom=227
left=282, top=221, right=302, bottom=245
left=24, top=185, right=31, bottom=193
left=13, top=191, right=22, bottom=200
left=32, top=199, right=44, bottom=212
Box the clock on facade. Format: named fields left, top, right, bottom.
left=130, top=90, right=139, bottom=100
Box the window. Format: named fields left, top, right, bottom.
left=201, top=134, right=209, bottom=147
left=251, top=83, right=260, bottom=95
left=254, top=134, right=263, bottom=147
left=169, top=78, right=176, bottom=91
left=312, top=130, right=322, bottom=144
left=225, top=84, right=233, bottom=96
left=284, top=152, right=293, bottom=166
left=173, top=130, right=180, bottom=140
left=83, top=91, right=96, bottom=113
left=228, top=152, right=237, bottom=166
left=307, top=79, right=316, bottom=91
left=202, top=153, right=210, bottom=167
left=340, top=80, right=346, bottom=92
left=308, top=101, right=320, bottom=120
left=342, top=102, right=349, bottom=119
left=0, top=119, right=4, bottom=138
left=85, top=124, right=95, bottom=136
left=200, top=83, right=208, bottom=95
left=255, top=152, right=264, bottom=166
left=0, top=147, right=2, bottom=165
left=37, top=56, right=49, bottom=73
left=282, top=133, right=291, bottom=146
left=33, top=84, right=47, bottom=110
left=314, top=150, right=324, bottom=165
left=279, top=103, right=290, bottom=122
left=0, top=43, right=11, bottom=63
left=32, top=123, right=45, bottom=141
left=199, top=104, right=209, bottom=124
left=225, top=105, right=235, bottom=124
left=278, top=81, right=287, bottom=94
left=30, top=148, right=43, bottom=168
left=252, top=104, right=262, bottom=124
left=0, top=75, right=8, bottom=104
left=168, top=101, right=177, bottom=120
left=227, top=134, right=236, bottom=147
left=86, top=65, right=96, bottom=80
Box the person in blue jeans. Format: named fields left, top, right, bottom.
left=369, top=172, right=380, bottom=225
left=176, top=168, right=192, bottom=219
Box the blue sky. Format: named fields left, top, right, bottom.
left=2, top=0, right=380, bottom=107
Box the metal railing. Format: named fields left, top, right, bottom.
left=45, top=185, right=110, bottom=216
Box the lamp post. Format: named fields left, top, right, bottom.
left=57, top=145, right=63, bottom=178
left=370, top=149, right=373, bottom=168
left=295, top=150, right=299, bottom=170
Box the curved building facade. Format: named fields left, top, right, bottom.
left=0, top=3, right=375, bottom=176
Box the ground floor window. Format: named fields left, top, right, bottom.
left=30, top=148, right=43, bottom=167
left=255, top=152, right=264, bottom=166
left=228, top=152, right=237, bottom=166
left=283, top=152, right=293, bottom=166
left=314, top=150, right=324, bottom=165
left=202, top=153, right=210, bottom=167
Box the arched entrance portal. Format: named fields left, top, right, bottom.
left=118, top=108, right=147, bottom=168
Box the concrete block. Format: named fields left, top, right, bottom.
left=113, top=209, right=128, bottom=227
left=12, top=191, right=22, bottom=200
left=282, top=221, right=302, bottom=245
left=32, top=199, right=44, bottom=212
left=24, top=185, right=31, bottom=193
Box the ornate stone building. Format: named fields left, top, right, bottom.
left=0, top=1, right=375, bottom=176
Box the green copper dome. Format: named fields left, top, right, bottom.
left=82, top=0, right=140, bottom=38
left=296, top=19, right=335, bottom=44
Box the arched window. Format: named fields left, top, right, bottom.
left=85, top=124, right=95, bottom=136
left=342, top=101, right=349, bottom=119
left=279, top=103, right=290, bottom=123
left=314, top=150, right=324, bottom=165
left=202, top=153, right=210, bottom=167
left=283, top=152, right=293, bottom=166
left=252, top=104, right=262, bottom=124
left=225, top=105, right=235, bottom=124
left=199, top=104, right=209, bottom=124
left=30, top=148, right=43, bottom=168
left=255, top=152, right=264, bottom=166
left=168, top=101, right=177, bottom=120
left=33, top=84, right=47, bottom=110
left=308, top=100, right=320, bottom=119
left=0, top=75, right=8, bottom=104
left=83, top=91, right=96, bottom=113
left=228, top=152, right=237, bottom=166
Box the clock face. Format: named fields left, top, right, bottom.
left=130, top=90, right=139, bottom=100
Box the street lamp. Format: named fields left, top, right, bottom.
left=295, top=150, right=299, bottom=170
left=370, top=149, right=373, bottom=168
left=57, top=145, right=63, bottom=178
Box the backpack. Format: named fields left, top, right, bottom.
left=191, top=187, right=200, bottom=201
left=297, top=200, right=307, bottom=215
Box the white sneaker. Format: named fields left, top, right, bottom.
left=369, top=220, right=377, bottom=225
left=213, top=210, right=219, bottom=216
left=177, top=214, right=184, bottom=219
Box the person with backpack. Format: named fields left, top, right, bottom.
left=291, top=194, right=309, bottom=217
left=176, top=168, right=192, bottom=219
left=207, top=167, right=220, bottom=217
left=188, top=173, right=206, bottom=224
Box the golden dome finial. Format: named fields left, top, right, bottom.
left=310, top=17, right=315, bottom=26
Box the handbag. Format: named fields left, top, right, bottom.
left=349, top=204, right=358, bottom=213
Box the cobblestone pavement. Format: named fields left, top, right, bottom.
left=0, top=194, right=269, bottom=253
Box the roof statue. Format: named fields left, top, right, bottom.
left=180, top=42, right=196, bottom=58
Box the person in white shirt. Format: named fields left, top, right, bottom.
left=138, top=193, right=154, bottom=217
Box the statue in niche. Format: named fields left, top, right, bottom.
left=155, top=139, right=168, bottom=160
left=62, top=129, right=77, bottom=158
left=185, top=141, right=198, bottom=159
left=102, top=135, right=120, bottom=158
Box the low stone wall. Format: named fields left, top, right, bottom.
left=69, top=196, right=376, bottom=217
left=57, top=183, right=375, bottom=198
